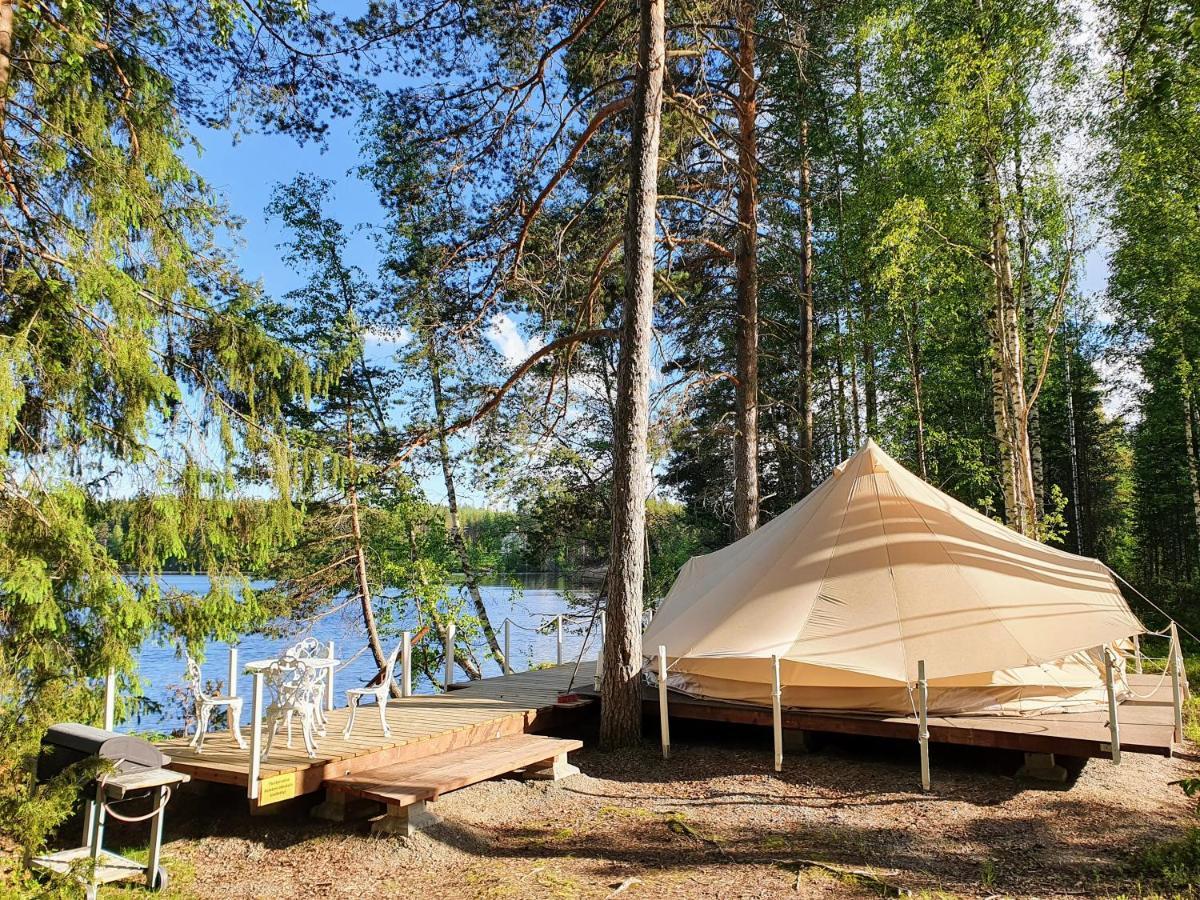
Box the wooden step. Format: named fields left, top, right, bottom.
left=325, top=733, right=584, bottom=808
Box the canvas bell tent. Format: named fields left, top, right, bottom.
left=643, top=441, right=1144, bottom=717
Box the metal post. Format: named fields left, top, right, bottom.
left=1132, top=634, right=1143, bottom=675
left=1104, top=648, right=1121, bottom=765
left=918, top=660, right=930, bottom=791
left=401, top=630, right=412, bottom=698
left=248, top=671, right=263, bottom=799
left=657, top=645, right=670, bottom=759
left=326, top=640, right=335, bottom=711
left=771, top=655, right=783, bottom=773
left=444, top=621, right=456, bottom=689
left=103, top=667, right=116, bottom=731
left=556, top=614, right=564, bottom=666
left=503, top=619, right=512, bottom=676
left=227, top=647, right=239, bottom=698
left=145, top=784, right=167, bottom=889
left=595, top=611, right=605, bottom=686
left=1171, top=622, right=1184, bottom=743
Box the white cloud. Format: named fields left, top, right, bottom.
left=1093, top=353, right=1146, bottom=422
left=486, top=314, right=543, bottom=368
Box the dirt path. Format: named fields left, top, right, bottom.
left=138, top=726, right=1200, bottom=899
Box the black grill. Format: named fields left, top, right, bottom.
left=38, top=723, right=169, bottom=782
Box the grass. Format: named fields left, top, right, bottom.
left=1137, top=827, right=1200, bottom=891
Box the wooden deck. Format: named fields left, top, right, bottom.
left=158, top=663, right=595, bottom=808
left=585, top=672, right=1179, bottom=760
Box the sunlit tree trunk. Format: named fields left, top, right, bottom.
left=798, top=117, right=815, bottom=495
left=853, top=50, right=878, bottom=438
left=601, top=0, right=665, bottom=750
left=732, top=0, right=759, bottom=539
left=428, top=335, right=506, bottom=672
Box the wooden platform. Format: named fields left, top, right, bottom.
left=586, top=672, right=1179, bottom=760
left=158, top=663, right=594, bottom=808
left=327, top=733, right=583, bottom=807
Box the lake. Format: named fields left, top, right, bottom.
left=132, top=573, right=596, bottom=731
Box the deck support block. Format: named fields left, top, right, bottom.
left=524, top=752, right=581, bottom=781
left=782, top=729, right=815, bottom=753
left=1016, top=752, right=1069, bottom=783
left=311, top=790, right=380, bottom=823
left=371, top=800, right=438, bottom=837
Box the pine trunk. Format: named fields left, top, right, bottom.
left=798, top=117, right=815, bottom=495
left=345, top=408, right=397, bottom=697
left=600, top=0, right=665, bottom=750
left=1014, top=136, right=1044, bottom=520
left=732, top=0, right=759, bottom=540
left=904, top=302, right=928, bottom=479
left=428, top=336, right=506, bottom=671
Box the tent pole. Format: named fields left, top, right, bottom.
left=917, top=660, right=930, bottom=791
left=1171, top=622, right=1184, bottom=743
left=772, top=655, right=783, bottom=773
left=657, top=645, right=670, bottom=760
left=1104, top=647, right=1121, bottom=764
left=1132, top=634, right=1143, bottom=675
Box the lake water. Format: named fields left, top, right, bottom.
left=132, top=574, right=597, bottom=731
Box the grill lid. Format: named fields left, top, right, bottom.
left=38, top=723, right=168, bottom=782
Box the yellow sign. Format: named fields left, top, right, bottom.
left=258, top=772, right=296, bottom=806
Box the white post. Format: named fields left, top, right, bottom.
left=401, top=630, right=412, bottom=698
left=1133, top=634, right=1143, bottom=675
left=248, top=671, right=264, bottom=800
left=771, top=655, right=783, bottom=773
left=444, top=621, right=456, bottom=689
left=1171, top=622, right=1184, bottom=743
left=1104, top=647, right=1121, bottom=765
left=657, top=645, right=670, bottom=759
left=227, top=647, right=239, bottom=698
left=556, top=614, right=564, bottom=666
left=918, top=659, right=930, bottom=791
left=326, top=640, right=335, bottom=711
left=503, top=619, right=512, bottom=676
left=595, top=611, right=605, bottom=686
left=103, top=668, right=116, bottom=731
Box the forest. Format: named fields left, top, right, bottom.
left=1, top=0, right=1200, bottom=863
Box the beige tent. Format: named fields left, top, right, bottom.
left=643, top=441, right=1143, bottom=716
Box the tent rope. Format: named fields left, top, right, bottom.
left=1106, top=566, right=1200, bottom=645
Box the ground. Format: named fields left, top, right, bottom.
left=97, top=719, right=1200, bottom=900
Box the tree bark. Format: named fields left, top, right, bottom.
left=1184, top=385, right=1200, bottom=547
left=345, top=406, right=398, bottom=697
left=1013, top=137, right=1044, bottom=519
left=798, top=117, right=815, bottom=495
left=600, top=0, right=664, bottom=750
left=903, top=300, right=928, bottom=479
left=853, top=49, right=878, bottom=439
left=732, top=0, right=759, bottom=540
left=428, top=334, right=506, bottom=672
left=1063, top=340, right=1085, bottom=554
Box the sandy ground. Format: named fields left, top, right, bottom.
left=106, top=720, right=1200, bottom=899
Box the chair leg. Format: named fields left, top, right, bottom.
left=286, top=710, right=293, bottom=748
left=230, top=699, right=247, bottom=749
left=264, top=719, right=279, bottom=761
left=301, top=715, right=316, bottom=758
left=343, top=696, right=358, bottom=739
left=378, top=695, right=390, bottom=738
left=195, top=706, right=211, bottom=754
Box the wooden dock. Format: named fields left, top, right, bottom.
left=159, top=663, right=595, bottom=809
left=585, top=672, right=1179, bottom=760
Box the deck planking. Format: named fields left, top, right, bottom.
left=158, top=662, right=595, bottom=806
left=581, top=671, right=1178, bottom=759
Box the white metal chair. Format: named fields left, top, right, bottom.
left=262, top=659, right=325, bottom=759
left=185, top=656, right=246, bottom=753
left=285, top=638, right=330, bottom=732
left=343, top=643, right=402, bottom=739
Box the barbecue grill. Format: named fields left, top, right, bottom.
left=32, top=724, right=189, bottom=898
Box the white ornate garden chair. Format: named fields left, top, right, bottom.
left=343, top=642, right=402, bottom=739
left=262, top=658, right=325, bottom=759
left=185, top=655, right=246, bottom=753
left=285, top=637, right=331, bottom=732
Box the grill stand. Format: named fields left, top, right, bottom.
left=33, top=768, right=189, bottom=899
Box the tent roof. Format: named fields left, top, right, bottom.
left=643, top=441, right=1142, bottom=683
